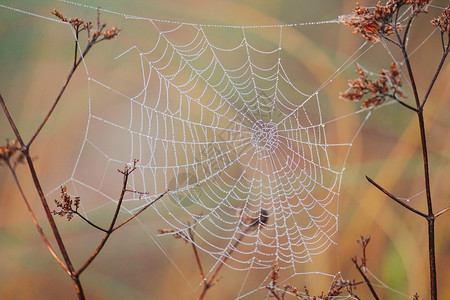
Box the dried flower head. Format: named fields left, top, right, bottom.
left=431, top=5, right=450, bottom=33
left=51, top=9, right=67, bottom=22
left=339, top=1, right=429, bottom=43
left=53, top=186, right=80, bottom=221
left=340, top=62, right=407, bottom=109
left=103, top=26, right=121, bottom=40
left=52, top=9, right=84, bottom=28
left=270, top=263, right=279, bottom=284
left=0, top=139, right=20, bottom=162
left=283, top=285, right=301, bottom=297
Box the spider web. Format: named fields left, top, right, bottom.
left=65, top=5, right=372, bottom=296
left=3, top=1, right=443, bottom=298
left=71, top=9, right=368, bottom=267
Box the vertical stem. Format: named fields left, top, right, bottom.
left=398, top=22, right=437, bottom=297
left=428, top=218, right=437, bottom=300
left=73, top=276, right=85, bottom=300
left=401, top=46, right=421, bottom=108
left=417, top=113, right=433, bottom=215
left=417, top=80, right=436, bottom=300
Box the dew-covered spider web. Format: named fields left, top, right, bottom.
left=2, top=0, right=445, bottom=298
left=67, top=6, right=371, bottom=296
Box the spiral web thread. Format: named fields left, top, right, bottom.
left=81, top=15, right=366, bottom=267
left=3, top=1, right=443, bottom=298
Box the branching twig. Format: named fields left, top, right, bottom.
left=2, top=155, right=69, bottom=275
left=352, top=236, right=379, bottom=300
left=365, top=175, right=427, bottom=218
left=1, top=9, right=122, bottom=300
left=112, top=189, right=168, bottom=232
left=198, top=209, right=269, bottom=299
left=76, top=161, right=135, bottom=276
left=341, top=3, right=449, bottom=299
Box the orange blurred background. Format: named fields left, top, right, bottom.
left=1, top=0, right=449, bottom=299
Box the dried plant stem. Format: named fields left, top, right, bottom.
left=28, top=37, right=96, bottom=147
left=421, top=39, right=449, bottom=109
left=74, top=211, right=109, bottom=233
left=0, top=33, right=101, bottom=299
left=4, top=159, right=69, bottom=275
left=1, top=12, right=124, bottom=299
left=351, top=258, right=379, bottom=300
left=198, top=225, right=253, bottom=300
left=365, top=176, right=427, bottom=218
left=435, top=206, right=450, bottom=218
left=268, top=289, right=282, bottom=300
left=112, top=190, right=167, bottom=232
left=188, top=226, right=207, bottom=287
left=341, top=3, right=449, bottom=299
left=1, top=94, right=79, bottom=294
left=76, top=165, right=131, bottom=276
left=366, top=21, right=450, bottom=300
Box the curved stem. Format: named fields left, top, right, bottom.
left=75, top=168, right=130, bottom=276
left=74, top=211, right=108, bottom=233
left=0, top=93, right=76, bottom=276
left=199, top=225, right=253, bottom=300
left=5, top=159, right=69, bottom=275
left=366, top=176, right=427, bottom=218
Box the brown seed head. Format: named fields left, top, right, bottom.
left=52, top=186, right=81, bottom=221
left=0, top=139, right=20, bottom=161
left=340, top=1, right=429, bottom=43
left=340, top=62, right=406, bottom=109
left=431, top=5, right=450, bottom=33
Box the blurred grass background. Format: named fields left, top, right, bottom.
left=0, top=0, right=449, bottom=299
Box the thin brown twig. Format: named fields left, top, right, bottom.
left=420, top=40, right=450, bottom=109
left=4, top=159, right=70, bottom=275
left=435, top=206, right=450, bottom=218
left=188, top=225, right=208, bottom=287
left=366, top=175, right=427, bottom=218
left=76, top=163, right=134, bottom=276
left=352, top=236, right=379, bottom=300
left=199, top=225, right=254, bottom=300
left=73, top=211, right=108, bottom=233
left=112, top=190, right=167, bottom=232
left=392, top=96, right=418, bottom=112
left=1, top=93, right=77, bottom=279
left=28, top=35, right=96, bottom=147
left=0, top=94, right=25, bottom=147
left=268, top=289, right=282, bottom=300
left=351, top=257, right=379, bottom=300
left=1, top=10, right=121, bottom=299
left=402, top=12, right=416, bottom=45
